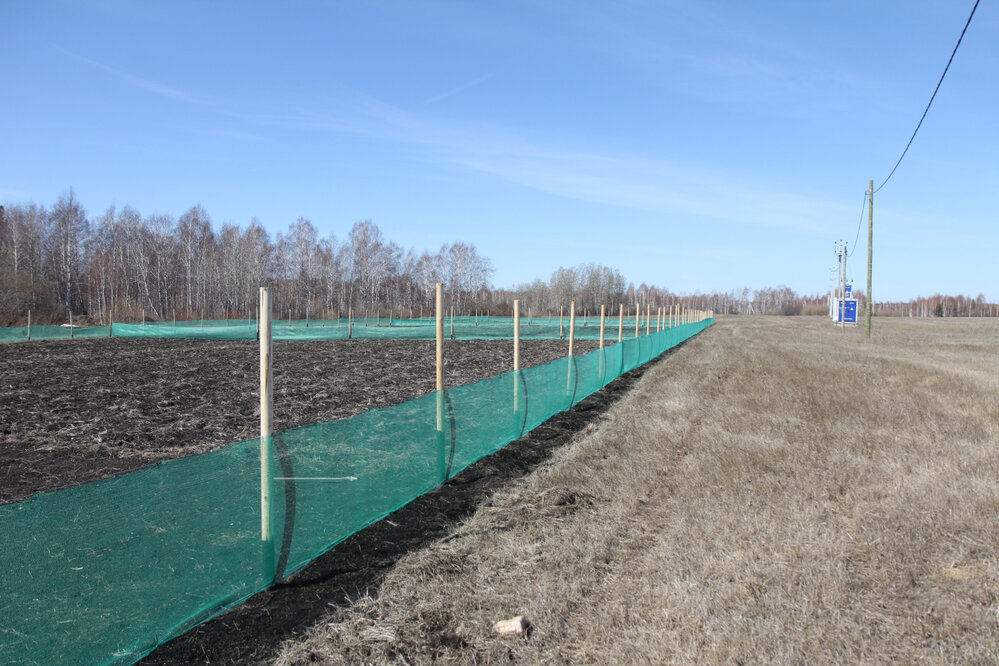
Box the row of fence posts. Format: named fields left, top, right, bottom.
left=17, top=302, right=710, bottom=343
left=254, top=285, right=711, bottom=583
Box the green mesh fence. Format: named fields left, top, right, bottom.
left=0, top=324, right=114, bottom=342
left=1, top=316, right=672, bottom=342
left=0, top=320, right=712, bottom=665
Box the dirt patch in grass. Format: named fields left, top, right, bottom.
left=0, top=337, right=597, bottom=504
left=273, top=316, right=999, bottom=664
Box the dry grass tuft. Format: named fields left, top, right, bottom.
left=274, top=316, right=999, bottom=664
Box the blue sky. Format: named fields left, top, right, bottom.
left=2, top=1, right=996, bottom=300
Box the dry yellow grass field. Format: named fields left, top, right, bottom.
left=275, top=316, right=999, bottom=664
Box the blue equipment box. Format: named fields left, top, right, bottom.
left=835, top=298, right=858, bottom=324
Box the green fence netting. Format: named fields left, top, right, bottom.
left=0, top=320, right=712, bottom=665
left=1, top=316, right=670, bottom=342
left=0, top=324, right=114, bottom=342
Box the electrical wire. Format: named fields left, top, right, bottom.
left=874, top=0, right=980, bottom=194
left=847, top=190, right=867, bottom=257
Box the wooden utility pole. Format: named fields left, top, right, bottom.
left=865, top=179, right=873, bottom=339
left=842, top=241, right=847, bottom=328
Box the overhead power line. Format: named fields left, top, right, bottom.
left=873, top=0, right=980, bottom=194
left=847, top=190, right=867, bottom=257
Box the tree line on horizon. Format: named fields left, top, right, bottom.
left=1, top=191, right=994, bottom=326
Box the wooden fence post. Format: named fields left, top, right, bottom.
left=513, top=299, right=521, bottom=412
left=618, top=304, right=624, bottom=343
left=436, top=284, right=444, bottom=394
left=435, top=284, right=446, bottom=480
left=26, top=310, right=31, bottom=341
left=566, top=301, right=576, bottom=397
left=634, top=304, right=640, bottom=338
left=599, top=304, right=606, bottom=348
left=259, top=287, right=274, bottom=562
left=568, top=301, right=576, bottom=357
left=513, top=299, right=521, bottom=372
left=646, top=304, right=651, bottom=336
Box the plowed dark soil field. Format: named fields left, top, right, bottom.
left=0, top=337, right=597, bottom=505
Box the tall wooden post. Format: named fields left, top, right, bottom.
left=559, top=306, right=564, bottom=339
left=513, top=299, right=521, bottom=371
left=26, top=310, right=31, bottom=341
left=634, top=304, right=640, bottom=338
left=599, top=304, right=606, bottom=348
left=436, top=284, right=444, bottom=394
left=568, top=301, right=576, bottom=357
left=259, top=287, right=274, bottom=553
left=513, top=299, right=521, bottom=411
left=865, top=179, right=873, bottom=339
left=646, top=304, right=651, bottom=335
left=618, top=304, right=624, bottom=342
left=435, top=284, right=446, bottom=481
left=566, top=301, right=576, bottom=398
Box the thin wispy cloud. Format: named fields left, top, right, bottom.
left=278, top=88, right=848, bottom=235
left=421, top=74, right=493, bottom=106
left=46, top=42, right=838, bottom=230
left=52, top=43, right=203, bottom=104
left=190, top=127, right=274, bottom=144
